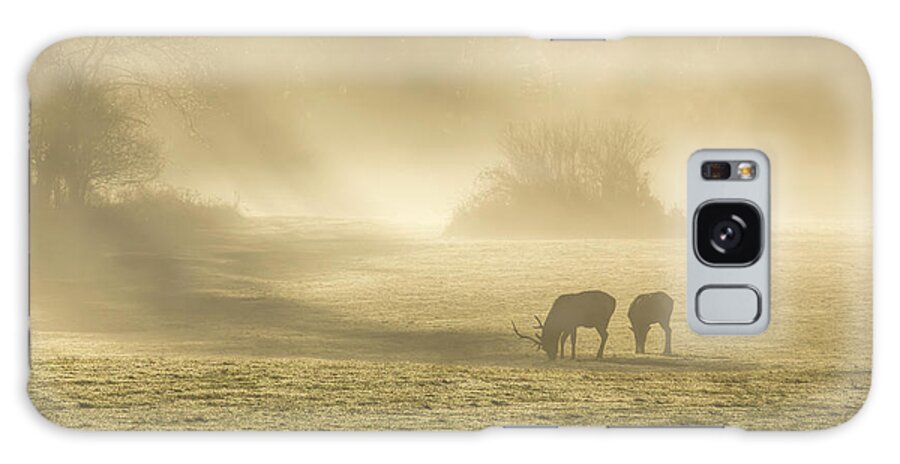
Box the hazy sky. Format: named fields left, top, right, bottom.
left=144, top=37, right=870, bottom=226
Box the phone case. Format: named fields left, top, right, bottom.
left=28, top=37, right=871, bottom=430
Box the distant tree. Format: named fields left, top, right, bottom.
left=447, top=119, right=675, bottom=238
left=30, top=82, right=163, bottom=207
left=29, top=38, right=209, bottom=209
left=593, top=121, right=660, bottom=211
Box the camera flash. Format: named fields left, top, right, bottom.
left=737, top=162, right=756, bottom=180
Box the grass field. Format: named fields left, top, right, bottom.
left=28, top=217, right=871, bottom=430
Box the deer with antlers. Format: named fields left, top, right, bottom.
left=512, top=290, right=616, bottom=360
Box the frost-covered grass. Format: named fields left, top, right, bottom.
left=28, top=217, right=871, bottom=430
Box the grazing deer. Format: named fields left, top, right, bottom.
left=512, top=290, right=616, bottom=360
left=628, top=291, right=673, bottom=355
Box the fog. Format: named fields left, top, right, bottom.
left=28, top=37, right=871, bottom=431
left=103, top=37, right=872, bottom=226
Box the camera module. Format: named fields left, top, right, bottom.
left=694, top=201, right=762, bottom=266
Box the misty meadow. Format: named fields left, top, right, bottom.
left=28, top=37, right=871, bottom=430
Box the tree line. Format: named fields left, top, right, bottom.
left=29, top=38, right=212, bottom=212
left=446, top=119, right=681, bottom=238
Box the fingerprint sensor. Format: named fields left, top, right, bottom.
left=696, top=286, right=761, bottom=324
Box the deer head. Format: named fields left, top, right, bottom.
left=513, top=316, right=559, bottom=359
left=629, top=324, right=651, bottom=354
left=512, top=320, right=543, bottom=352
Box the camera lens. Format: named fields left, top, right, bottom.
left=710, top=218, right=743, bottom=251
left=701, top=161, right=732, bottom=180
left=694, top=202, right=762, bottom=266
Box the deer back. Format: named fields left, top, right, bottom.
left=545, top=290, right=616, bottom=330
left=627, top=291, right=674, bottom=328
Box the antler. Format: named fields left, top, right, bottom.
left=512, top=321, right=543, bottom=349
left=532, top=315, right=544, bottom=329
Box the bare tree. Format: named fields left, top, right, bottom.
left=593, top=121, right=660, bottom=210
left=29, top=38, right=210, bottom=209
left=482, top=119, right=658, bottom=205
left=447, top=118, right=669, bottom=237
left=30, top=81, right=162, bottom=207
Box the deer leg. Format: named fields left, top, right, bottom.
left=570, top=328, right=577, bottom=360
left=595, top=328, right=608, bottom=359
left=559, top=332, right=568, bottom=359
left=662, top=323, right=672, bottom=355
